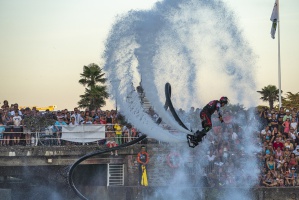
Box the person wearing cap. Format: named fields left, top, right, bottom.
left=92, top=116, right=101, bottom=124
left=285, top=167, right=297, bottom=186
left=283, top=109, right=292, bottom=122
left=53, top=116, right=67, bottom=145
left=137, top=146, right=149, bottom=186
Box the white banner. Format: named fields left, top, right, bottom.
left=61, top=125, right=105, bottom=143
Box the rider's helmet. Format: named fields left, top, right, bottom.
left=219, top=96, right=229, bottom=105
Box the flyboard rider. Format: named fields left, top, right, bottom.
left=193, top=96, right=229, bottom=144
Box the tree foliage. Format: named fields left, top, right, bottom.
left=23, top=113, right=55, bottom=132
left=281, top=92, right=299, bottom=109
left=257, top=85, right=281, bottom=109
left=78, top=63, right=109, bottom=110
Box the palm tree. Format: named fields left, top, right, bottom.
left=257, top=85, right=281, bottom=110
left=78, top=63, right=109, bottom=110
left=282, top=92, right=299, bottom=109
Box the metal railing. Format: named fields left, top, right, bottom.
left=0, top=124, right=149, bottom=147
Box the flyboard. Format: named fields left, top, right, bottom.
left=161, top=82, right=201, bottom=148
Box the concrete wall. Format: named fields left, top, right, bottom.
left=0, top=143, right=298, bottom=200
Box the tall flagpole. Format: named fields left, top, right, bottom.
left=277, top=0, right=282, bottom=108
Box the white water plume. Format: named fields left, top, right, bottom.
left=103, top=0, right=260, bottom=198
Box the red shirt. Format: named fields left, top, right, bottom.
left=273, top=141, right=284, bottom=150
left=137, top=151, right=149, bottom=164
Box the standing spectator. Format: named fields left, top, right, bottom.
left=270, top=114, right=278, bottom=131
left=82, top=116, right=93, bottom=125
left=1, top=100, right=9, bottom=109
left=12, top=111, right=22, bottom=145
left=277, top=114, right=285, bottom=134
left=122, top=124, right=129, bottom=143
left=92, top=116, right=101, bottom=124
left=90, top=110, right=97, bottom=121
left=106, top=111, right=113, bottom=124
left=282, top=118, right=291, bottom=136
left=10, top=103, right=22, bottom=116
left=289, top=128, right=297, bottom=142
left=22, top=107, right=32, bottom=146
left=126, top=123, right=133, bottom=142
left=259, top=107, right=269, bottom=128
left=65, top=112, right=71, bottom=125
left=113, top=119, right=122, bottom=145
left=0, top=117, right=5, bottom=146
left=283, top=109, right=292, bottom=122
left=137, top=146, right=149, bottom=186
left=106, top=126, right=118, bottom=156
left=69, top=117, right=78, bottom=127
left=290, top=118, right=298, bottom=133
left=131, top=126, right=137, bottom=139
left=71, top=107, right=82, bottom=125
left=53, top=116, right=67, bottom=145
left=2, top=111, right=13, bottom=146
left=99, top=115, right=107, bottom=124
left=111, top=111, right=118, bottom=124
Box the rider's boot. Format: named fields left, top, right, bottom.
left=194, top=127, right=209, bottom=142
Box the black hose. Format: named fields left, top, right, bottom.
left=165, top=82, right=190, bottom=131
left=68, top=135, right=147, bottom=200
left=68, top=82, right=187, bottom=199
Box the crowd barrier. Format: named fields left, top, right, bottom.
left=0, top=124, right=139, bottom=146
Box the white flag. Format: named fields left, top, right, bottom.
left=270, top=0, right=278, bottom=39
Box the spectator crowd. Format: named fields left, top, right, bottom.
left=199, top=106, right=299, bottom=187
left=1, top=98, right=299, bottom=188
left=0, top=100, right=139, bottom=153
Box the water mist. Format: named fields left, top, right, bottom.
left=103, top=0, right=260, bottom=199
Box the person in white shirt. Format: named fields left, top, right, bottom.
left=69, top=117, right=79, bottom=127
left=10, top=103, right=22, bottom=116
left=290, top=118, right=298, bottom=133
left=71, top=107, right=83, bottom=125
left=12, top=111, right=22, bottom=145
left=261, top=126, right=271, bottom=136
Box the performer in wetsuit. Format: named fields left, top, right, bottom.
left=195, top=96, right=229, bottom=142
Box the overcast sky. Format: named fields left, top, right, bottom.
left=0, top=0, right=298, bottom=110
